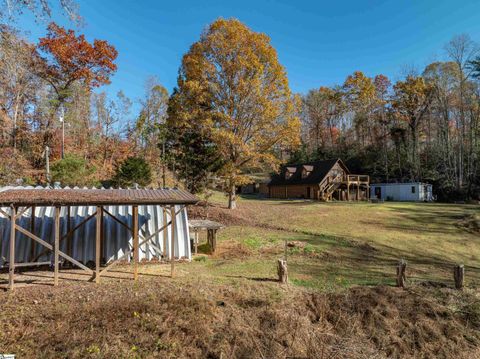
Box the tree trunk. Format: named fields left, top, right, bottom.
left=228, top=180, right=236, bottom=210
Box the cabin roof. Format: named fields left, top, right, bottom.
left=269, top=159, right=349, bottom=186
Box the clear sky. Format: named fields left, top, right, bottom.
left=13, top=0, right=480, bottom=110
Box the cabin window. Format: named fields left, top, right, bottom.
left=285, top=167, right=296, bottom=180
left=411, top=186, right=416, bottom=194
left=301, top=165, right=313, bottom=179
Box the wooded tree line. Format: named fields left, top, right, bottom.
left=1, top=5, right=479, bottom=203
left=0, top=23, right=168, bottom=187
left=296, top=35, right=480, bottom=200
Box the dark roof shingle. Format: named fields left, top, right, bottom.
left=269, top=159, right=348, bottom=186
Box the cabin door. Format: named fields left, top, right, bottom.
left=374, top=187, right=381, bottom=199
left=306, top=187, right=311, bottom=199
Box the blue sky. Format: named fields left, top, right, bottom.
left=13, top=0, right=480, bottom=112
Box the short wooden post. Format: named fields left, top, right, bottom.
left=30, top=206, right=36, bottom=261
left=212, top=229, right=217, bottom=253
left=8, top=206, right=16, bottom=290
left=67, top=206, right=72, bottom=257
left=396, top=259, right=407, bottom=288
left=162, top=207, right=168, bottom=260
left=132, top=205, right=139, bottom=281
left=454, top=264, right=464, bottom=290
left=100, top=206, right=104, bottom=264
left=170, top=206, right=176, bottom=278
left=277, top=259, right=288, bottom=284
left=194, top=229, right=198, bottom=255
left=95, top=206, right=102, bottom=284
left=54, top=206, right=61, bottom=286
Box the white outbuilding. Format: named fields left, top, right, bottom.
left=370, top=182, right=433, bottom=202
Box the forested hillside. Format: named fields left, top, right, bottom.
left=295, top=39, right=480, bottom=201
left=1, top=1, right=479, bottom=201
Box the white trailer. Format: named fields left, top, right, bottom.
left=370, top=182, right=433, bottom=202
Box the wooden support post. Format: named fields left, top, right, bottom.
left=95, top=206, right=102, bottom=284
left=277, top=259, right=288, bottom=284
left=212, top=230, right=217, bottom=253
left=67, top=206, right=72, bottom=257
left=162, top=207, right=168, bottom=260
left=194, top=229, right=198, bottom=255
left=54, top=206, right=60, bottom=286
left=132, top=205, right=139, bottom=281
left=170, top=206, right=176, bottom=278
left=454, top=264, right=464, bottom=290
left=396, top=259, right=407, bottom=288
left=30, top=206, right=36, bottom=261
left=8, top=206, right=16, bottom=290
left=356, top=183, right=360, bottom=201
left=346, top=183, right=350, bottom=201
left=100, top=207, right=104, bottom=264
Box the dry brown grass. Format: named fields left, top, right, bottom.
left=1, top=277, right=480, bottom=358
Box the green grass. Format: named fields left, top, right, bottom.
left=188, top=193, right=480, bottom=291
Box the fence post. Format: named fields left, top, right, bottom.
left=396, top=259, right=407, bottom=288
left=277, top=259, right=288, bottom=284
left=454, top=264, right=464, bottom=290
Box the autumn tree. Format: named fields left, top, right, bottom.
left=0, top=26, right=39, bottom=150
left=343, top=71, right=376, bottom=146
left=303, top=86, right=344, bottom=153
left=35, top=22, right=117, bottom=150
left=169, top=18, right=301, bottom=209
left=135, top=77, right=169, bottom=159
left=392, top=76, right=433, bottom=180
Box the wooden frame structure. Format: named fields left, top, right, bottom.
left=188, top=219, right=224, bottom=254
left=0, top=188, right=198, bottom=290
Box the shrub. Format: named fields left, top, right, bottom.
left=114, top=157, right=152, bottom=187
left=51, top=154, right=95, bottom=186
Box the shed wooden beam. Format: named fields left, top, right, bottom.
left=0, top=207, right=10, bottom=219
left=132, top=205, right=139, bottom=281
left=170, top=205, right=176, bottom=278
left=95, top=206, right=102, bottom=284
left=32, top=211, right=97, bottom=262
left=54, top=206, right=60, bottom=286
left=102, top=207, right=133, bottom=232
left=30, top=206, right=36, bottom=262
left=8, top=206, right=16, bottom=290
left=162, top=207, right=168, bottom=260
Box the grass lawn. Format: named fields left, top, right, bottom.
left=2, top=194, right=480, bottom=358
left=190, top=193, right=480, bottom=291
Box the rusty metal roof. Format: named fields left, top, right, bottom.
left=0, top=188, right=199, bottom=207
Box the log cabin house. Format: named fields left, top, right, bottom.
left=268, top=159, right=370, bottom=201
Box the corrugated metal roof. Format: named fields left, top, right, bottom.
left=0, top=187, right=199, bottom=207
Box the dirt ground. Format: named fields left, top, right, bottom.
left=1, top=274, right=480, bottom=359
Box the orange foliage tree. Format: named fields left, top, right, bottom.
left=34, top=22, right=118, bottom=152
left=36, top=22, right=118, bottom=103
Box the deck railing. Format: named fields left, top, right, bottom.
left=345, top=174, right=370, bottom=183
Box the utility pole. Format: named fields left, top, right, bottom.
left=45, top=146, right=51, bottom=183
left=59, top=106, right=65, bottom=159
left=162, top=141, right=166, bottom=188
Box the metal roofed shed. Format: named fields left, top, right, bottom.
left=0, top=186, right=199, bottom=290
left=370, top=183, right=433, bottom=202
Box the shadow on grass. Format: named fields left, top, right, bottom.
left=225, top=274, right=279, bottom=283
